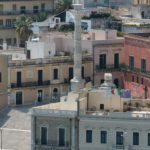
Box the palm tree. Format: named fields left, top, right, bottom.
left=15, top=15, right=33, bottom=47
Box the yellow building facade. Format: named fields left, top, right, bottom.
left=8, top=55, right=93, bottom=106
left=0, top=0, right=54, bottom=47
left=0, top=54, right=8, bottom=110
left=133, top=0, right=150, bottom=5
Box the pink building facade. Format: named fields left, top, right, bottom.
left=122, top=34, right=150, bottom=99
left=93, top=39, right=124, bottom=88
left=94, top=33, right=150, bottom=99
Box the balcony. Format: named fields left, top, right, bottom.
left=0, top=10, right=53, bottom=15
left=95, top=64, right=121, bottom=73
left=0, top=25, right=15, bottom=29
left=120, top=64, right=150, bottom=76
left=35, top=143, right=70, bottom=150
left=11, top=80, right=50, bottom=88
left=112, top=145, right=124, bottom=150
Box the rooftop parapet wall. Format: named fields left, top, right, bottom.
left=8, top=55, right=92, bottom=67
left=80, top=111, right=150, bottom=120
left=125, top=34, right=150, bottom=45
left=32, top=104, right=150, bottom=120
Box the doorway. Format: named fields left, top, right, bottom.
left=16, top=91, right=23, bottom=105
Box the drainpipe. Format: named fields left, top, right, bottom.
left=92, top=45, right=95, bottom=86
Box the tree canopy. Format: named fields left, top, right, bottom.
left=15, top=15, right=33, bottom=42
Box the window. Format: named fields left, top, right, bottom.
left=33, top=6, right=39, bottom=13
left=82, top=66, right=84, bottom=79
left=0, top=39, right=3, bottom=46
left=129, top=56, right=134, bottom=69
left=141, top=59, right=146, bottom=72
left=41, top=127, right=47, bottom=145
left=100, top=104, right=104, bottom=110
left=101, top=79, right=104, bottom=84
left=86, top=130, right=92, bottom=143
left=0, top=72, right=1, bottom=82
left=116, top=132, right=123, bottom=145
left=12, top=19, right=16, bottom=27
left=114, top=78, right=119, bottom=88
left=132, top=76, right=134, bottom=82
left=6, top=19, right=11, bottom=27
left=38, top=70, right=43, bottom=85
left=54, top=68, right=58, bottom=80
left=41, top=3, right=45, bottom=11
left=99, top=54, right=106, bottom=69
left=26, top=50, right=30, bottom=59
left=14, top=38, right=16, bottom=46
left=17, top=71, right=22, bottom=87
left=141, top=78, right=144, bottom=84
left=148, top=133, right=150, bottom=146
left=59, top=128, right=65, bottom=146
left=12, top=4, right=16, bottom=11
left=114, top=53, right=119, bottom=69
left=6, top=38, right=11, bottom=45
left=38, top=90, right=43, bottom=102
left=69, top=67, right=73, bottom=81
left=137, top=77, right=139, bottom=83
left=53, top=88, right=58, bottom=95
left=133, top=132, right=139, bottom=145
left=101, top=131, right=107, bottom=144
left=0, top=5, right=3, bottom=12
left=0, top=20, right=3, bottom=26
left=20, top=6, right=26, bottom=14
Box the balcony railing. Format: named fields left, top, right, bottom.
left=11, top=80, right=50, bottom=88
left=0, top=10, right=53, bottom=15
left=96, top=64, right=121, bottom=72
left=112, top=145, right=124, bottom=150
left=121, top=65, right=150, bottom=76
left=35, top=142, right=70, bottom=150
left=0, top=25, right=15, bottom=29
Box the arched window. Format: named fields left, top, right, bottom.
left=53, top=88, right=58, bottom=93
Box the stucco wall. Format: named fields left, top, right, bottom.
left=79, top=116, right=150, bottom=150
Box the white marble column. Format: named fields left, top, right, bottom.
left=71, top=2, right=84, bottom=91
left=71, top=119, right=76, bottom=150
left=31, top=115, right=35, bottom=150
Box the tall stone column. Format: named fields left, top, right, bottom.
left=31, top=115, right=35, bottom=150
left=71, top=2, right=84, bottom=91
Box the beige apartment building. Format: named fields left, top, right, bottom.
left=7, top=55, right=92, bottom=106
left=0, top=0, right=55, bottom=47
left=0, top=54, right=8, bottom=110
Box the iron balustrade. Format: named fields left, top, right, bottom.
left=11, top=80, right=50, bottom=88
left=0, top=10, right=53, bottom=15
left=95, top=64, right=121, bottom=72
